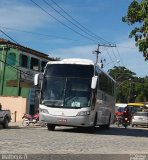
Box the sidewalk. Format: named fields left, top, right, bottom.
left=9, top=121, right=23, bottom=128
left=0, top=121, right=22, bottom=129
left=8, top=121, right=46, bottom=128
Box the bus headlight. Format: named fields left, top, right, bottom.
left=40, top=109, right=49, bottom=114
left=77, top=111, right=90, bottom=116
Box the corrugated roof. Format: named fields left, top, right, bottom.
left=0, top=38, right=54, bottom=61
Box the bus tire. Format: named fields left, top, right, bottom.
left=47, top=124, right=55, bottom=131
left=94, top=114, right=98, bottom=127
left=105, top=114, right=111, bottom=129
left=100, top=114, right=111, bottom=129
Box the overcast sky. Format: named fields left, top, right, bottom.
left=0, top=0, right=147, bottom=77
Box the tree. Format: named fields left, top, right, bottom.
left=108, top=66, right=135, bottom=80
left=108, top=66, right=136, bottom=103
left=122, top=0, right=148, bottom=60
left=108, top=66, right=148, bottom=103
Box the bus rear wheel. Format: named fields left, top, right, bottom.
left=47, top=124, right=55, bottom=131
left=100, top=115, right=111, bottom=129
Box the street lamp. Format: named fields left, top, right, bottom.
left=115, top=72, right=132, bottom=81
left=127, top=78, right=132, bottom=103
left=116, top=78, right=131, bottom=88
left=115, top=77, right=132, bottom=103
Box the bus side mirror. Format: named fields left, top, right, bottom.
left=91, top=76, right=98, bottom=89
left=34, top=73, right=43, bottom=87
left=34, top=74, right=39, bottom=86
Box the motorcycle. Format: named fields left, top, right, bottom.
left=22, top=113, right=39, bottom=126
left=122, top=117, right=130, bottom=128
left=115, top=116, right=123, bottom=127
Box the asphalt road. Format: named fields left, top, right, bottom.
left=0, top=124, right=148, bottom=160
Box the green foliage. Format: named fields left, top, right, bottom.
left=108, top=66, right=148, bottom=103
left=122, top=0, right=148, bottom=60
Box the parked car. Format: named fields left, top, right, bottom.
left=131, top=112, right=148, bottom=127
left=0, top=103, right=11, bottom=128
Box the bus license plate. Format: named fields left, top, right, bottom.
left=58, top=118, right=67, bottom=123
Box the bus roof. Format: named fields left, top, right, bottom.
left=47, top=58, right=94, bottom=65
left=46, top=58, right=115, bottom=82
left=127, top=103, right=145, bottom=107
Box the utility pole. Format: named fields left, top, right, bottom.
left=93, top=44, right=101, bottom=65
left=93, top=43, right=116, bottom=67
left=1, top=45, right=9, bottom=95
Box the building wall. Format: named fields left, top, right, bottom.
left=0, top=45, right=49, bottom=98
left=0, top=43, right=51, bottom=115
left=0, top=96, right=27, bottom=122
left=0, top=46, right=26, bottom=97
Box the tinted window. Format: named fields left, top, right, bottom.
left=118, top=107, right=124, bottom=112
left=98, top=71, right=115, bottom=96
left=134, top=112, right=148, bottom=116
left=31, top=57, right=39, bottom=71
left=41, top=61, right=47, bottom=72
left=128, top=106, right=143, bottom=113
left=20, top=54, right=28, bottom=68
left=6, top=52, right=16, bottom=65
left=45, top=64, right=94, bottom=78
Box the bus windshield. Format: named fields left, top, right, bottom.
left=41, top=77, right=91, bottom=108
left=44, top=64, right=94, bottom=78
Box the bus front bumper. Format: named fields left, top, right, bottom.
left=40, top=113, right=93, bottom=127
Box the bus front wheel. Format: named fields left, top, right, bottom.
left=47, top=124, right=55, bottom=131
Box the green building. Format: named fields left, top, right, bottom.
left=0, top=38, right=54, bottom=119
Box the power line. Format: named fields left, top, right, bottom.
left=98, top=45, right=126, bottom=69
left=0, top=47, right=33, bottom=78
left=44, top=0, right=111, bottom=45
left=43, top=0, right=97, bottom=42
left=0, top=58, right=33, bottom=78
left=116, top=45, right=137, bottom=49
left=116, top=47, right=125, bottom=67
left=93, top=44, right=116, bottom=66
left=104, top=47, right=116, bottom=67
left=1, top=1, right=123, bottom=70
left=0, top=29, right=19, bottom=44
left=30, top=0, right=98, bottom=43
left=0, top=26, right=78, bottom=41
left=0, top=26, right=128, bottom=68
left=44, top=0, right=122, bottom=67
left=110, top=47, right=120, bottom=66
left=48, top=0, right=130, bottom=69
left=50, top=0, right=112, bottom=45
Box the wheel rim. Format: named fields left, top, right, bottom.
left=22, top=119, right=29, bottom=126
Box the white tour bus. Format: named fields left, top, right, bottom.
left=34, top=58, right=116, bottom=131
